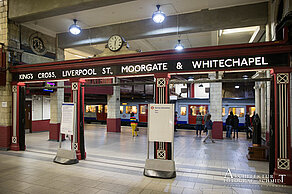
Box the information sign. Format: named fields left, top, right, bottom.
left=60, top=103, right=75, bottom=135
left=148, top=104, right=174, bottom=142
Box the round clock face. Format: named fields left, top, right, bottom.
left=108, top=35, right=124, bottom=51
left=29, top=35, right=47, bottom=55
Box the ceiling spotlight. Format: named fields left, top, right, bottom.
left=152, top=5, right=166, bottom=23
left=69, top=19, right=81, bottom=35
left=235, top=85, right=240, bottom=89
left=175, top=40, right=184, bottom=51
left=242, top=75, right=248, bottom=79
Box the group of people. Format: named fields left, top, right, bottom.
left=195, top=112, right=215, bottom=143
left=225, top=111, right=239, bottom=138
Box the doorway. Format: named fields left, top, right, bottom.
left=24, top=101, right=32, bottom=133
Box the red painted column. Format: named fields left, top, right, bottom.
left=154, top=73, right=172, bottom=160
left=190, top=83, right=195, bottom=98
left=10, top=82, right=25, bottom=151
left=273, top=72, right=292, bottom=185
left=71, top=79, right=86, bottom=160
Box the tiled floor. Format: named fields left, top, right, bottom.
left=1, top=124, right=292, bottom=194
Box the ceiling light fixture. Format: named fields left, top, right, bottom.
left=188, top=77, right=194, bottom=81
left=242, top=75, right=249, bottom=79
left=69, top=19, right=81, bottom=35
left=152, top=5, right=166, bottom=23
left=175, top=39, right=184, bottom=51
left=235, top=85, right=240, bottom=89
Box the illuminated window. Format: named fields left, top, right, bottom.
left=86, top=105, right=96, bottom=113
left=249, top=107, right=255, bottom=117
left=126, top=106, right=137, bottom=114
left=228, top=107, right=245, bottom=117
left=190, top=105, right=207, bottom=116
left=140, top=105, right=147, bottom=115
left=180, top=107, right=186, bottom=116
left=105, top=105, right=108, bottom=114
left=120, top=106, right=124, bottom=114
left=97, top=105, right=103, bottom=113
left=222, top=107, right=226, bottom=117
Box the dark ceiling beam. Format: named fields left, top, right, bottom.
left=58, top=2, right=268, bottom=49
left=9, top=0, right=136, bottom=23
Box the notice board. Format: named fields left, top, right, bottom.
left=60, top=103, right=75, bottom=135
left=148, top=104, right=174, bottom=142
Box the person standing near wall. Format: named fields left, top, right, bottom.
left=196, top=112, right=203, bottom=136
left=226, top=111, right=234, bottom=138
left=130, top=113, right=138, bottom=137
left=174, top=111, right=178, bottom=132
left=203, top=114, right=215, bottom=143
left=233, top=114, right=239, bottom=138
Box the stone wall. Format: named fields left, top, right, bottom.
left=0, top=0, right=11, bottom=149
left=0, top=0, right=10, bottom=127
left=8, top=23, right=60, bottom=64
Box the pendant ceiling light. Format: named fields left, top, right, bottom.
left=175, top=39, right=184, bottom=51
left=152, top=5, right=166, bottom=23
left=69, top=19, right=81, bottom=35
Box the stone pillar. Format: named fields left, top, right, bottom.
left=209, top=72, right=223, bottom=139
left=261, top=81, right=267, bottom=136
left=49, top=82, right=64, bottom=141
left=254, top=82, right=261, bottom=116
left=273, top=72, right=292, bottom=185
left=266, top=70, right=271, bottom=142
left=0, top=0, right=11, bottom=150
left=107, top=77, right=121, bottom=132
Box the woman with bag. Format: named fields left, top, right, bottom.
left=130, top=112, right=138, bottom=137
left=203, top=114, right=215, bottom=143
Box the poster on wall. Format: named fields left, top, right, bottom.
left=60, top=103, right=75, bottom=135
left=148, top=104, right=174, bottom=142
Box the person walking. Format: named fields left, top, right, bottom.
left=226, top=111, right=234, bottom=138
left=203, top=114, right=215, bottom=143
left=196, top=112, right=203, bottom=136
left=130, top=112, right=138, bottom=137
left=203, top=111, right=210, bottom=135
left=233, top=114, right=239, bottom=138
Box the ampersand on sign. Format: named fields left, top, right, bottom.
left=176, top=62, right=183, bottom=70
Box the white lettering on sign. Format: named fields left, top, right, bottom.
left=38, top=72, right=56, bottom=79
left=62, top=68, right=97, bottom=77
left=192, top=57, right=268, bottom=69
left=121, top=63, right=168, bottom=73
left=102, top=67, right=113, bottom=75
left=19, top=73, right=33, bottom=80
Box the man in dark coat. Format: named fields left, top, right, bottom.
left=252, top=114, right=261, bottom=146
left=233, top=115, right=239, bottom=138
left=245, top=113, right=252, bottom=139
left=226, top=111, right=234, bottom=138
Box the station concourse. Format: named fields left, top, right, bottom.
left=1, top=0, right=292, bottom=193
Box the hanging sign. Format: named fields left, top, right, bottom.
left=14, top=53, right=289, bottom=81
left=60, top=103, right=75, bottom=135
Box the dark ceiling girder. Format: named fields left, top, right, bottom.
left=9, top=0, right=136, bottom=23
left=58, top=2, right=268, bottom=49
